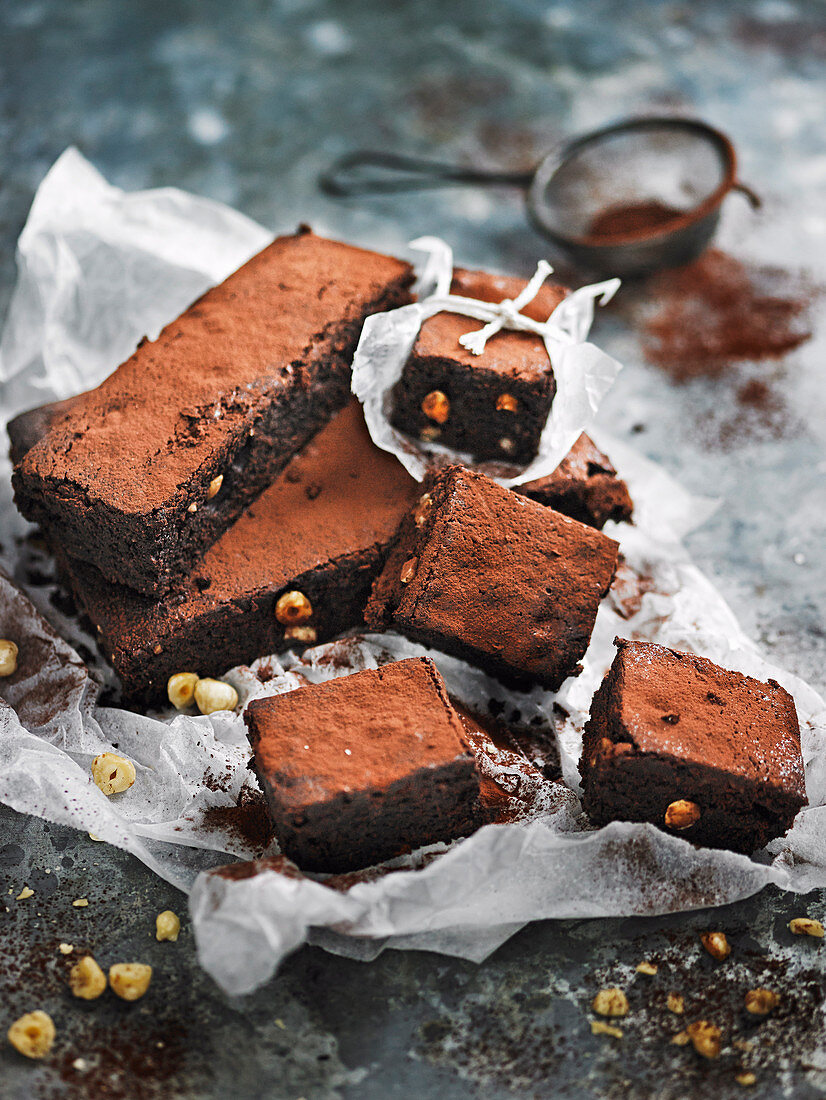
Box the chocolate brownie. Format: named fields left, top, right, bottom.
left=580, top=639, right=807, bottom=853
left=389, top=267, right=567, bottom=465
left=13, top=228, right=413, bottom=596
left=519, top=433, right=633, bottom=529
left=244, top=656, right=483, bottom=873
left=45, top=401, right=417, bottom=702
left=365, top=465, right=619, bottom=690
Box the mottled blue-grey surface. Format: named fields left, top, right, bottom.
left=2, top=1, right=826, bottom=1097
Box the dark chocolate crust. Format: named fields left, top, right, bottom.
left=51, top=402, right=417, bottom=703
left=13, top=229, right=413, bottom=596
left=365, top=465, right=619, bottom=690
left=580, top=639, right=807, bottom=853
left=389, top=267, right=566, bottom=465
left=520, top=433, right=634, bottom=529
left=244, top=657, right=483, bottom=873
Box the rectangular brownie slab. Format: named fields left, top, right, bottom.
left=244, top=656, right=483, bottom=873
left=365, top=464, right=619, bottom=690
left=580, top=638, right=807, bottom=853
left=519, top=432, right=633, bottom=530
left=50, top=401, right=418, bottom=703
left=389, top=267, right=567, bottom=465
left=13, top=228, right=413, bottom=596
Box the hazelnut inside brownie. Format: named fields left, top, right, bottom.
left=365, top=464, right=619, bottom=690
left=580, top=639, right=807, bottom=853
left=389, top=267, right=567, bottom=465
left=244, top=656, right=484, bottom=873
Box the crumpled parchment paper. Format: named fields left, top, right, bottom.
left=1, top=149, right=825, bottom=998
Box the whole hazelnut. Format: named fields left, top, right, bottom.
left=69, top=955, right=107, bottom=1000
left=744, top=988, right=779, bottom=1015
left=496, top=393, right=518, bottom=413
left=0, top=639, right=18, bottom=677
left=167, top=672, right=199, bottom=710
left=91, top=753, right=136, bottom=796
left=591, top=988, right=628, bottom=1018
left=194, top=679, right=239, bottom=715
left=275, top=591, right=313, bottom=625
left=7, top=1011, right=55, bottom=1059
left=700, top=931, right=731, bottom=961
left=109, top=963, right=152, bottom=1002
left=421, top=390, right=450, bottom=424
left=686, top=1020, right=722, bottom=1060
left=664, top=799, right=701, bottom=830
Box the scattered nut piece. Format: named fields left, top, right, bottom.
left=91, top=752, right=136, bottom=796
left=207, top=474, right=224, bottom=500
left=15, top=887, right=34, bottom=901
left=496, top=393, right=518, bottom=413
left=636, top=961, right=658, bottom=975
left=275, top=591, right=313, bottom=625
left=590, top=1020, right=623, bottom=1038
left=88, top=833, right=103, bottom=842
left=701, top=931, right=731, bottom=961
left=733, top=1039, right=754, bottom=1052
left=69, top=956, right=107, bottom=1000
left=0, top=639, right=18, bottom=677
left=413, top=493, right=432, bottom=527
left=284, top=625, right=317, bottom=644
left=498, top=437, right=516, bottom=454
left=72, top=898, right=89, bottom=908
left=167, top=672, right=199, bottom=710
left=789, top=917, right=824, bottom=938
left=194, top=678, right=238, bottom=715
left=109, top=963, right=152, bottom=1002
left=421, top=390, right=450, bottom=424
left=664, top=799, right=701, bottom=830
left=58, top=943, right=74, bottom=955
left=670, top=1029, right=691, bottom=1046
left=400, top=557, right=418, bottom=584
left=153, top=643, right=163, bottom=655
left=7, top=1011, right=55, bottom=1059
left=591, top=988, right=629, bottom=1018
left=666, top=992, right=685, bottom=1015
left=187, top=502, right=198, bottom=513
left=72, top=1058, right=88, bottom=1071
left=744, top=988, right=779, bottom=1016
left=686, top=1020, right=722, bottom=1060
left=736, top=1072, right=757, bottom=1087
left=155, top=910, right=181, bottom=942
left=420, top=425, right=441, bottom=441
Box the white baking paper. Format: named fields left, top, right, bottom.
left=1, top=150, right=825, bottom=999
left=351, top=236, right=624, bottom=485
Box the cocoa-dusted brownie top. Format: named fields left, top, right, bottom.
left=365, top=464, right=619, bottom=690
left=245, top=656, right=483, bottom=872
left=520, top=432, right=634, bottom=529
left=17, top=229, right=411, bottom=514
left=580, top=639, right=807, bottom=853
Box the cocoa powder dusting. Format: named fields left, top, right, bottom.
left=202, top=786, right=275, bottom=850
left=586, top=199, right=684, bottom=241
left=643, top=249, right=812, bottom=380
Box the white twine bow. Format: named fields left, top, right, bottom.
left=410, top=235, right=620, bottom=362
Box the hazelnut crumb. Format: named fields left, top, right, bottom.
left=155, top=910, right=181, bottom=942
left=194, top=678, right=239, bottom=715
left=7, top=1011, right=55, bottom=1059
left=91, top=752, right=136, bottom=796
left=736, top=1072, right=757, bottom=1087
left=744, top=988, right=779, bottom=1015
left=153, top=643, right=162, bottom=655
left=636, top=961, right=658, bottom=975
left=72, top=898, right=89, bottom=908
left=700, top=931, right=731, bottom=961
left=15, top=887, right=34, bottom=901
left=109, top=962, right=152, bottom=1002
left=275, top=591, right=313, bottom=626
left=496, top=393, right=518, bottom=413
left=58, top=943, right=74, bottom=955
left=733, top=1039, right=754, bottom=1052
left=420, top=425, right=441, bottom=442
left=284, top=625, right=317, bottom=644
left=590, top=1020, right=623, bottom=1038
left=413, top=493, right=432, bottom=527
left=664, top=799, right=701, bottom=830
left=421, top=390, right=450, bottom=424
left=591, top=988, right=628, bottom=1018
left=69, top=955, right=107, bottom=1000
left=187, top=502, right=198, bottom=513
left=400, top=557, right=418, bottom=584
left=670, top=1030, right=691, bottom=1046
left=72, top=1058, right=88, bottom=1072
left=498, top=437, right=516, bottom=454
left=167, top=672, right=199, bottom=710
left=789, top=917, right=824, bottom=938
left=686, top=1020, right=722, bottom=1059
left=0, top=639, right=19, bottom=677
left=207, top=474, right=224, bottom=500
left=666, top=992, right=685, bottom=1015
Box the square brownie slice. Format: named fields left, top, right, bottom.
left=580, top=639, right=807, bottom=853
left=35, top=401, right=418, bottom=703
left=365, top=465, right=619, bottom=690
left=389, top=267, right=567, bottom=465
left=13, top=228, right=413, bottom=596
left=519, top=433, right=633, bottom=530
left=244, top=656, right=483, bottom=873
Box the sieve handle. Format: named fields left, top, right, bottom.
left=319, top=151, right=533, bottom=197
left=732, top=180, right=761, bottom=210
